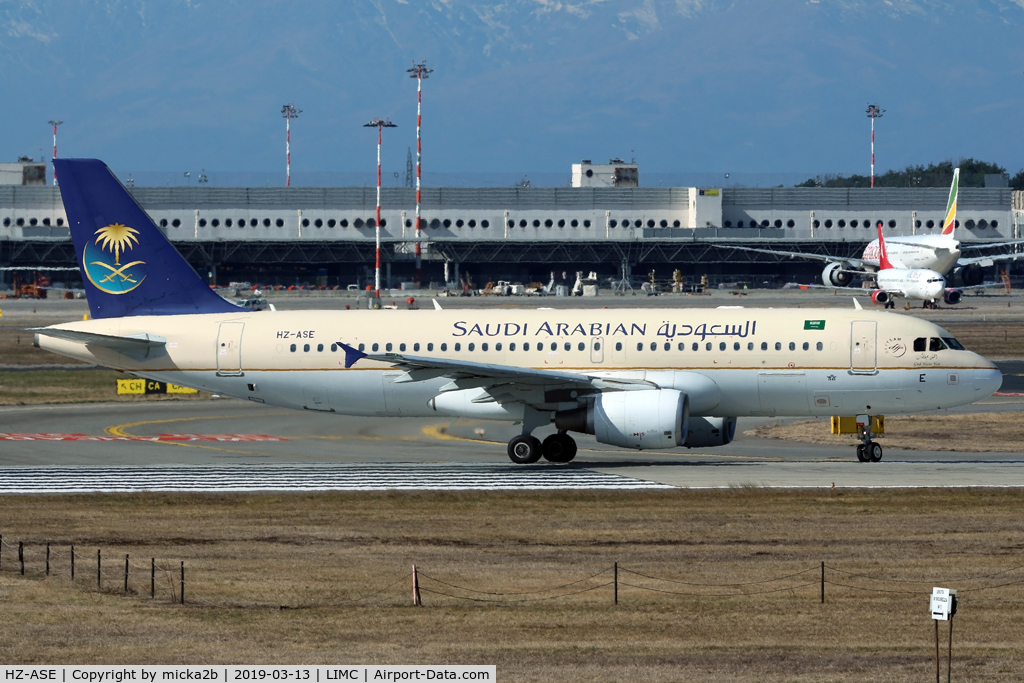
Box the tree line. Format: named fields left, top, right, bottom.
left=796, top=159, right=1024, bottom=190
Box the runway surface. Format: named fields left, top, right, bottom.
left=1, top=394, right=1022, bottom=491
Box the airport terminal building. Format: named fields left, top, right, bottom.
left=2, top=159, right=1022, bottom=288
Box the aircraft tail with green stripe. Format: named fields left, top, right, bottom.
left=940, top=167, right=959, bottom=237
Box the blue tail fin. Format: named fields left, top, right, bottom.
left=54, top=158, right=240, bottom=318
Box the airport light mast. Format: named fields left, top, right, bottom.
left=48, top=120, right=63, bottom=186
left=866, top=104, right=884, bottom=188
left=364, top=118, right=397, bottom=299
left=407, top=61, right=433, bottom=287
left=281, top=104, right=301, bottom=187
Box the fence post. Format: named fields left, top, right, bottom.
left=614, top=562, right=618, bottom=605
left=1, top=533, right=3, bottom=569
left=820, top=561, right=825, bottom=604
left=97, top=549, right=101, bottom=590
left=412, top=564, right=421, bottom=606
left=124, top=554, right=129, bottom=593
left=151, top=558, right=155, bottom=599
left=180, top=561, right=184, bottom=605
left=19, top=541, right=24, bottom=575
left=46, top=543, right=50, bottom=576
left=71, top=544, right=75, bottom=581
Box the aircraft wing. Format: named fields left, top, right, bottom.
left=337, top=342, right=653, bottom=391
left=956, top=251, right=1024, bottom=268
left=30, top=328, right=167, bottom=350
left=724, top=245, right=876, bottom=271
left=959, top=240, right=1024, bottom=251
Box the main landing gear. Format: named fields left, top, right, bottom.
left=507, top=431, right=578, bottom=464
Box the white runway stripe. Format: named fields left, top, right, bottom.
left=0, top=464, right=673, bottom=492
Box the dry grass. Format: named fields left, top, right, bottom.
left=1, top=490, right=1023, bottom=680
left=746, top=412, right=1024, bottom=452
left=940, top=323, right=1024, bottom=358
left=0, top=322, right=85, bottom=366
left=0, top=369, right=208, bottom=405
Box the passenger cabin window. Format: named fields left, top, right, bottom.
left=482, top=343, right=488, bottom=351
left=414, top=343, right=420, bottom=352
left=372, top=343, right=379, bottom=352
left=678, top=343, right=685, bottom=351
left=775, top=342, right=782, bottom=351
left=761, top=342, right=768, bottom=351
left=650, top=342, right=657, bottom=351
left=664, top=342, right=670, bottom=352
left=565, top=342, right=571, bottom=351
left=719, top=342, right=726, bottom=351
left=929, top=338, right=948, bottom=352
left=637, top=342, right=644, bottom=352
left=913, top=337, right=927, bottom=352
left=524, top=342, right=530, bottom=351
left=705, top=342, right=712, bottom=351
left=816, top=342, right=823, bottom=351
left=386, top=343, right=393, bottom=352
left=496, top=343, right=502, bottom=351
left=509, top=343, right=516, bottom=351
left=427, top=343, right=433, bottom=351
left=789, top=342, right=796, bottom=351
left=468, top=343, right=475, bottom=351
left=440, top=343, right=447, bottom=351
left=399, top=343, right=406, bottom=352
left=455, top=343, right=462, bottom=352
left=358, top=343, right=365, bottom=352
left=537, top=342, right=543, bottom=351
left=303, top=344, right=310, bottom=352
left=692, top=342, right=699, bottom=351
left=802, top=342, right=809, bottom=351
left=317, top=343, right=324, bottom=352
left=290, top=344, right=296, bottom=352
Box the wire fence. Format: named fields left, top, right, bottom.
left=2, top=532, right=1022, bottom=609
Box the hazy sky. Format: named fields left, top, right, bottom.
left=2, top=0, right=1023, bottom=179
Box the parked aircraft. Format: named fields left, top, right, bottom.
left=33, top=159, right=1002, bottom=464
left=732, top=168, right=1024, bottom=290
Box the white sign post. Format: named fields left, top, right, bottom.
left=930, top=587, right=958, bottom=683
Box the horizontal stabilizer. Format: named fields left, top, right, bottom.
left=31, top=328, right=166, bottom=349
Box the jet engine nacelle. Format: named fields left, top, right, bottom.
left=555, top=389, right=688, bottom=450
left=943, top=288, right=963, bottom=305
left=684, top=416, right=738, bottom=448
left=871, top=290, right=891, bottom=305
left=822, top=262, right=853, bottom=287
left=952, top=264, right=983, bottom=287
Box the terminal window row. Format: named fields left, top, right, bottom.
left=2, top=217, right=65, bottom=227
left=724, top=218, right=997, bottom=230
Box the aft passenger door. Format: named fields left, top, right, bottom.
left=216, top=322, right=244, bottom=376
left=850, top=321, right=877, bottom=374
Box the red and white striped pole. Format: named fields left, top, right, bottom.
left=407, top=62, right=433, bottom=287
left=282, top=104, right=301, bottom=187
left=866, top=104, right=884, bottom=188
left=48, top=120, right=62, bottom=186
left=365, top=118, right=397, bottom=300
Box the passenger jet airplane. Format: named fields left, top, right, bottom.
left=733, top=168, right=1024, bottom=298
left=33, top=160, right=1002, bottom=465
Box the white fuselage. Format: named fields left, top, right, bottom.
left=862, top=234, right=961, bottom=274
left=36, top=307, right=1000, bottom=420
left=875, top=268, right=946, bottom=301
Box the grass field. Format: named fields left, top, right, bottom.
left=0, top=369, right=207, bottom=405
left=746, top=412, right=1024, bottom=452
left=1, top=490, right=1022, bottom=681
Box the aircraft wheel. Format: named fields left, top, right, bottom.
left=867, top=442, right=883, bottom=463
left=507, top=435, right=542, bottom=464
left=542, top=433, right=578, bottom=463
left=856, top=444, right=868, bottom=462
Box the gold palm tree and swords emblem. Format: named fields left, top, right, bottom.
left=84, top=223, right=148, bottom=294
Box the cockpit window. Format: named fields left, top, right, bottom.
left=929, top=337, right=948, bottom=352
left=913, top=337, right=927, bottom=352
left=943, top=337, right=966, bottom=351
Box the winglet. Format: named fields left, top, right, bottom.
left=941, top=167, right=959, bottom=237
left=852, top=297, right=863, bottom=310
left=433, top=299, right=443, bottom=310
left=876, top=221, right=894, bottom=270
left=337, top=342, right=367, bottom=368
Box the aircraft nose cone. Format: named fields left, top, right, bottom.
left=973, top=367, right=1003, bottom=398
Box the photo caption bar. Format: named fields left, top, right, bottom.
left=0, top=666, right=495, bottom=683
